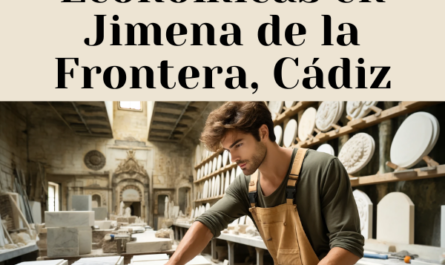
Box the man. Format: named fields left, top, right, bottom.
left=166, top=102, right=364, bottom=265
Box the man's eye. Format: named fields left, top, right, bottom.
left=236, top=143, right=242, bottom=148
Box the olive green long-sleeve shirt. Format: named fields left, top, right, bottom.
left=196, top=148, right=364, bottom=260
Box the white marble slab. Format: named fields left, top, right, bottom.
left=126, top=238, right=172, bottom=254
left=284, top=101, right=294, bottom=109
left=186, top=255, right=212, bottom=265
left=29, top=201, right=42, bottom=224
left=217, top=233, right=267, bottom=250
left=217, top=155, right=222, bottom=170
left=441, top=205, right=445, bottom=248
left=92, top=207, right=108, bottom=220
left=71, top=195, right=92, bottom=211
left=47, top=227, right=79, bottom=257
left=45, top=211, right=95, bottom=227
left=17, top=260, right=68, bottom=265
left=353, top=190, right=373, bottom=239
left=73, top=256, right=123, bottom=265
left=132, top=254, right=169, bottom=262
left=377, top=192, right=414, bottom=244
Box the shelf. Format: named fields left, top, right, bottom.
left=195, top=195, right=224, bottom=203
left=273, top=101, right=317, bottom=125
left=194, top=148, right=224, bottom=170
left=293, top=101, right=438, bottom=148
left=351, top=164, right=445, bottom=187
left=194, top=163, right=238, bottom=184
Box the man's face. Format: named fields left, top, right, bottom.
left=221, top=129, right=267, bottom=176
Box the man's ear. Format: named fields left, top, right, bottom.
left=259, top=124, right=269, bottom=140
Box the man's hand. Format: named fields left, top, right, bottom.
left=166, top=222, right=214, bottom=265
left=318, top=247, right=361, bottom=265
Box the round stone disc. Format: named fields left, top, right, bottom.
left=274, top=125, right=283, bottom=145
left=268, top=101, right=284, bottom=120
left=338, top=133, right=376, bottom=174
left=222, top=150, right=229, bottom=167
left=284, top=101, right=295, bottom=109
left=391, top=112, right=434, bottom=168
left=298, top=107, right=317, bottom=141
left=346, top=101, right=378, bottom=119
left=283, top=119, right=297, bottom=147
left=316, top=143, right=335, bottom=156
left=316, top=101, right=342, bottom=132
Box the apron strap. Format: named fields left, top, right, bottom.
left=286, top=148, right=307, bottom=205
left=248, top=148, right=308, bottom=207
left=248, top=170, right=259, bottom=207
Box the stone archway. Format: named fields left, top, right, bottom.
left=112, top=150, right=150, bottom=222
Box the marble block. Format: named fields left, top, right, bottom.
left=132, top=254, right=169, bottom=262
left=316, top=144, right=335, bottom=156
left=17, top=260, right=68, bottom=265
left=92, top=207, right=108, bottom=220
left=274, top=125, right=283, bottom=145
left=78, top=227, right=92, bottom=254
left=126, top=238, right=172, bottom=254
left=441, top=205, right=445, bottom=248
left=29, top=201, right=42, bottom=224
left=377, top=192, right=414, bottom=244
left=47, top=227, right=79, bottom=257
left=45, top=211, right=95, bottom=227
left=71, top=195, right=92, bottom=211
left=353, top=190, right=373, bottom=239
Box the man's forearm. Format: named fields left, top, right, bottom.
left=318, top=247, right=360, bottom=265
left=166, top=221, right=214, bottom=265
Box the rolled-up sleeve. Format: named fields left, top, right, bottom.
left=195, top=177, right=250, bottom=238
left=321, top=158, right=365, bottom=258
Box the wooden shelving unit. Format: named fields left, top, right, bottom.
left=290, top=101, right=438, bottom=148
left=194, top=163, right=237, bottom=184
left=273, top=101, right=317, bottom=125
left=195, top=195, right=224, bottom=204
left=350, top=164, right=445, bottom=187
left=193, top=101, right=443, bottom=207
left=194, top=148, right=224, bottom=170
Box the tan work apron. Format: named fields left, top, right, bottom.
left=248, top=148, right=319, bottom=265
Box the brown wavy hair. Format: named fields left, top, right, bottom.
left=200, top=102, right=276, bottom=151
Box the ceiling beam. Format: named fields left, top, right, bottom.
left=169, top=102, right=191, bottom=139
left=72, top=102, right=92, bottom=134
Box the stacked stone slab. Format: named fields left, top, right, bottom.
left=45, top=211, right=94, bottom=257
